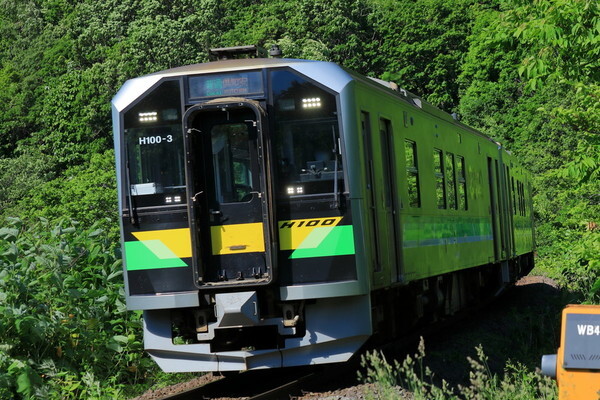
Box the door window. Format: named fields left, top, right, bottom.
left=210, top=123, right=253, bottom=203
left=404, top=140, right=421, bottom=207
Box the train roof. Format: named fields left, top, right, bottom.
left=114, top=57, right=499, bottom=145
left=112, top=58, right=352, bottom=112
left=340, top=68, right=498, bottom=144
left=147, top=57, right=313, bottom=76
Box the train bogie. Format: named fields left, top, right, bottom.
left=112, top=51, right=534, bottom=372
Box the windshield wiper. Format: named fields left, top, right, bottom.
left=123, top=141, right=138, bottom=225
left=332, top=126, right=340, bottom=208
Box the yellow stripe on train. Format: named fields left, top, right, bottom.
left=278, top=217, right=343, bottom=250
left=131, top=218, right=344, bottom=257
left=210, top=222, right=265, bottom=255
left=131, top=228, right=192, bottom=258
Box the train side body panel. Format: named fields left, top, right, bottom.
left=349, top=80, right=502, bottom=285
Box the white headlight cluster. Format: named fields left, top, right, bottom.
left=139, top=111, right=158, bottom=122
left=165, top=195, right=182, bottom=204
left=302, top=98, right=321, bottom=109
left=286, top=186, right=304, bottom=195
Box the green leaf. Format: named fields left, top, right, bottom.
left=16, top=372, right=33, bottom=396
left=112, top=335, right=129, bottom=344
left=0, top=228, right=19, bottom=242
left=514, top=22, right=527, bottom=38
left=106, top=342, right=123, bottom=353
left=107, top=269, right=122, bottom=281
left=95, top=295, right=108, bottom=303
left=591, top=278, right=600, bottom=296
left=88, top=229, right=103, bottom=238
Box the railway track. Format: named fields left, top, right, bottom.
left=154, top=362, right=358, bottom=400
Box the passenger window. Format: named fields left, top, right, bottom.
left=379, top=118, right=394, bottom=209
left=518, top=181, right=525, bottom=216
left=457, top=156, right=468, bottom=210
left=512, top=177, right=517, bottom=215
left=404, top=140, right=420, bottom=207
left=433, top=149, right=446, bottom=209
left=445, top=152, right=457, bottom=209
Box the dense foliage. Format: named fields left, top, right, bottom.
left=0, top=0, right=598, bottom=397
left=0, top=218, right=151, bottom=398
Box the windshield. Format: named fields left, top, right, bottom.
left=270, top=70, right=343, bottom=199
left=123, top=80, right=185, bottom=208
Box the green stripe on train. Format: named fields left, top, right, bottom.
left=290, top=225, right=355, bottom=259
left=124, top=240, right=187, bottom=270
left=403, top=216, right=493, bottom=248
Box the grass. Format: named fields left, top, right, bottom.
left=359, top=337, right=557, bottom=400
left=358, top=274, right=578, bottom=400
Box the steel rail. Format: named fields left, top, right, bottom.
left=153, top=366, right=328, bottom=400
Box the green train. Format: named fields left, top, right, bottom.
left=112, top=47, right=534, bottom=372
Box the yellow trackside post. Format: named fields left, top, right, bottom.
left=541, top=304, right=600, bottom=400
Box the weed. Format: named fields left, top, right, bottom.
left=359, top=338, right=456, bottom=400
left=360, top=338, right=557, bottom=400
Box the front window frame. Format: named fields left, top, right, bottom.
left=268, top=68, right=346, bottom=203
left=121, top=78, right=186, bottom=211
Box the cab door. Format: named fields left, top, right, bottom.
left=184, top=101, right=273, bottom=286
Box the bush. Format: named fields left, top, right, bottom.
left=0, top=217, right=156, bottom=399
left=13, top=151, right=119, bottom=240
left=0, top=151, right=56, bottom=216
left=359, top=338, right=557, bottom=400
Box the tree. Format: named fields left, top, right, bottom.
left=458, top=0, right=599, bottom=300
left=501, top=0, right=599, bottom=182
left=372, top=0, right=477, bottom=111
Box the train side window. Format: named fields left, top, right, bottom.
left=523, top=182, right=531, bottom=216
left=523, top=183, right=527, bottom=216
left=520, top=182, right=524, bottom=216
left=445, top=152, right=457, bottom=209
left=404, top=140, right=420, bottom=207
left=511, top=177, right=517, bottom=215
left=362, top=111, right=382, bottom=273
left=379, top=118, right=396, bottom=209
left=457, top=155, right=467, bottom=210
left=516, top=181, right=521, bottom=216
left=433, top=149, right=446, bottom=209
left=517, top=182, right=520, bottom=215
left=518, top=181, right=525, bottom=216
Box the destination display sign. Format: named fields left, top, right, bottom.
left=189, top=71, right=263, bottom=98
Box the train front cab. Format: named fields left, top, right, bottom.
left=112, top=60, right=372, bottom=372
